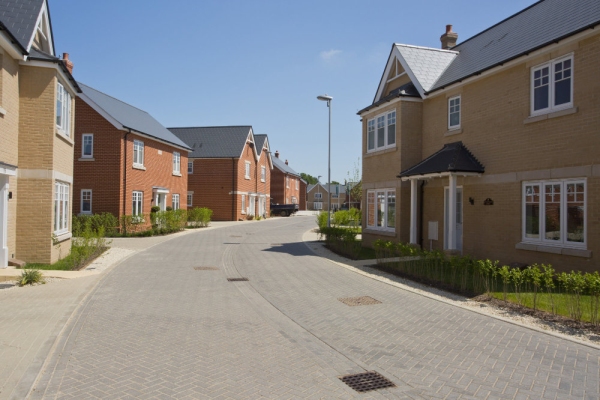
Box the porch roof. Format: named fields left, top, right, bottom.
left=398, top=141, right=484, bottom=180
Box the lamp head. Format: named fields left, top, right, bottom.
left=317, top=94, right=333, bottom=102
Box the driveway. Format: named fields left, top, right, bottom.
left=30, top=216, right=600, bottom=399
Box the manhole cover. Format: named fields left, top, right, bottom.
left=227, top=277, right=249, bottom=282
left=338, top=296, right=382, bottom=306
left=339, top=371, right=396, bottom=392
left=194, top=266, right=219, bottom=271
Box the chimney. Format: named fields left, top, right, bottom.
left=274, top=150, right=279, bottom=158
left=440, top=25, right=458, bottom=50
left=62, top=53, right=74, bottom=74
left=285, top=160, right=289, bottom=165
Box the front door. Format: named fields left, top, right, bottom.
left=258, top=197, right=265, bottom=218
left=155, top=193, right=167, bottom=211
left=249, top=195, right=256, bottom=216
left=444, top=187, right=463, bottom=252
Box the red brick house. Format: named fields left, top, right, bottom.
left=74, top=84, right=191, bottom=219
left=270, top=152, right=303, bottom=208
left=168, top=126, right=272, bottom=221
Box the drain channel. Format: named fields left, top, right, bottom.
left=227, top=277, right=249, bottom=282
left=339, top=371, right=396, bottom=392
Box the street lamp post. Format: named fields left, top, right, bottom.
left=317, top=175, right=322, bottom=212
left=317, top=94, right=332, bottom=228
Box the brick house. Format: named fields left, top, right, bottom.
left=306, top=183, right=347, bottom=212
left=358, top=0, right=600, bottom=272
left=168, top=126, right=271, bottom=221
left=270, top=151, right=304, bottom=207
left=74, top=84, right=190, bottom=222
left=0, top=0, right=80, bottom=266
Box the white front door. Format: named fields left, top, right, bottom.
left=444, top=187, right=463, bottom=252
left=258, top=197, right=265, bottom=218
left=155, top=193, right=167, bottom=211
left=249, top=195, right=256, bottom=216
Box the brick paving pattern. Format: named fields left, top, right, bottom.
left=31, top=216, right=600, bottom=399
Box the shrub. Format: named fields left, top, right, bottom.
left=72, top=213, right=119, bottom=237
left=316, top=211, right=329, bottom=230
left=319, top=226, right=361, bottom=259
left=19, top=269, right=45, bottom=286
left=151, top=206, right=161, bottom=213
left=121, top=214, right=150, bottom=235
left=188, top=207, right=212, bottom=228
left=166, top=206, right=173, bottom=211
left=152, top=209, right=187, bottom=234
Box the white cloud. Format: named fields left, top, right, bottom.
left=320, top=49, right=342, bottom=62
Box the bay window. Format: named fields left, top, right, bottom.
left=367, top=110, right=396, bottom=152
left=54, top=181, right=69, bottom=234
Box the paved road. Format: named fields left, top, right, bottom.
left=30, top=216, right=600, bottom=399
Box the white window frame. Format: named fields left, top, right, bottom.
left=367, top=110, right=396, bottom=153
left=80, top=189, right=92, bottom=214
left=244, top=161, right=251, bottom=180
left=172, top=194, right=180, bottom=210
left=314, top=192, right=322, bottom=199
left=314, top=202, right=323, bottom=210
left=188, top=161, right=193, bottom=174
left=81, top=134, right=94, bottom=158
left=54, top=181, right=70, bottom=234
left=522, top=179, right=586, bottom=249
left=56, top=82, right=72, bottom=137
left=286, top=176, right=289, bottom=188
left=295, top=179, right=299, bottom=190
left=241, top=194, right=246, bottom=214
left=133, top=140, right=144, bottom=166
left=366, top=189, right=396, bottom=232
left=173, top=152, right=181, bottom=174
left=132, top=191, right=143, bottom=216
left=448, top=95, right=461, bottom=130
left=261, top=166, right=266, bottom=182
left=530, top=54, right=574, bottom=116
left=187, top=192, right=193, bottom=207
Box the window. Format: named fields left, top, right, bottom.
left=522, top=180, right=585, bottom=247
left=133, top=140, right=144, bottom=166
left=367, top=189, right=395, bottom=231
left=314, top=202, right=322, bottom=210
left=286, top=176, right=289, bottom=188
left=291, top=196, right=297, bottom=204
left=82, top=134, right=93, bottom=158
left=56, top=82, right=72, bottom=136
left=241, top=194, right=246, bottom=213
left=187, top=192, right=193, bottom=207
left=531, top=55, right=573, bottom=115
left=245, top=161, right=251, bottom=179
left=81, top=189, right=92, bottom=214
left=448, top=96, right=461, bottom=129
left=173, top=152, right=180, bottom=174
left=295, top=179, right=299, bottom=190
left=54, top=181, right=69, bottom=233
left=132, top=191, right=143, bottom=216
left=261, top=166, right=266, bottom=182
left=188, top=161, right=193, bottom=174
left=367, top=110, right=395, bottom=152
left=314, top=192, right=322, bottom=199
left=172, top=194, right=180, bottom=210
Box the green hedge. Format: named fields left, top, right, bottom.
left=188, top=207, right=213, bottom=227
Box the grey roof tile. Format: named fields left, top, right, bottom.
left=0, top=0, right=43, bottom=51
left=272, top=156, right=300, bottom=177
left=396, top=45, right=457, bottom=92
left=398, top=141, right=484, bottom=178
left=430, top=0, right=600, bottom=92
left=168, top=126, right=252, bottom=158
left=79, top=83, right=191, bottom=150
left=254, top=134, right=268, bottom=156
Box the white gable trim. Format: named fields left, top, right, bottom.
left=393, top=46, right=427, bottom=99
left=259, top=136, right=274, bottom=169
left=27, top=0, right=54, bottom=55
left=374, top=46, right=426, bottom=101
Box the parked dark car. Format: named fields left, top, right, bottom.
left=270, top=203, right=299, bottom=217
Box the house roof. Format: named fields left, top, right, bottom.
left=79, top=83, right=191, bottom=150
left=168, top=126, right=253, bottom=158
left=396, top=44, right=457, bottom=94
left=307, top=183, right=346, bottom=194
left=359, top=82, right=419, bottom=114
left=398, top=141, right=484, bottom=178
left=272, top=156, right=300, bottom=178
left=430, top=0, right=600, bottom=92
left=0, top=0, right=44, bottom=52
left=254, top=134, right=268, bottom=156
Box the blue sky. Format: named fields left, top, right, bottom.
left=49, top=0, right=534, bottom=183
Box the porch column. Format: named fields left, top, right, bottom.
left=409, top=179, right=418, bottom=244
left=447, top=173, right=457, bottom=250
left=0, top=175, right=9, bottom=268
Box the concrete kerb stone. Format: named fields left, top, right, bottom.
left=301, top=229, right=600, bottom=352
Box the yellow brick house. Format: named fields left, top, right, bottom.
left=359, top=0, right=600, bottom=272
left=0, top=0, right=80, bottom=267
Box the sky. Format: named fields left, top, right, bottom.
left=49, top=0, right=535, bottom=183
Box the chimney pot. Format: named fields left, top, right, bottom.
left=62, top=52, right=74, bottom=74
left=440, top=24, right=458, bottom=50
left=274, top=150, right=279, bottom=158
left=285, top=160, right=288, bottom=165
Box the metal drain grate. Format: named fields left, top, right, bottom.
left=194, top=266, right=219, bottom=271
left=338, top=296, right=382, bottom=306
left=227, top=277, right=249, bottom=282
left=339, top=371, right=396, bottom=392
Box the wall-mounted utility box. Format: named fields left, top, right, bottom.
left=428, top=221, right=438, bottom=241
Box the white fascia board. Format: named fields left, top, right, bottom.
left=22, top=59, right=78, bottom=95
left=357, top=96, right=423, bottom=117
left=26, top=0, right=53, bottom=55
left=374, top=46, right=397, bottom=103
left=400, top=172, right=482, bottom=181
left=393, top=46, right=426, bottom=99
left=0, top=32, right=26, bottom=59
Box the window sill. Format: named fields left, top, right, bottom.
left=173, top=172, right=182, bottom=177
left=133, top=164, right=146, bottom=171
left=245, top=176, right=250, bottom=180
left=515, top=242, right=591, bottom=258
left=524, top=107, right=578, bottom=124
left=55, top=131, right=74, bottom=146
left=364, top=146, right=397, bottom=158
left=0, top=106, right=6, bottom=116
left=363, top=228, right=396, bottom=237
left=53, top=232, right=72, bottom=243
left=78, top=157, right=95, bottom=162
left=444, top=128, right=462, bottom=137
left=261, top=179, right=265, bottom=183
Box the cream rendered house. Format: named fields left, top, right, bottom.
left=0, top=0, right=80, bottom=266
